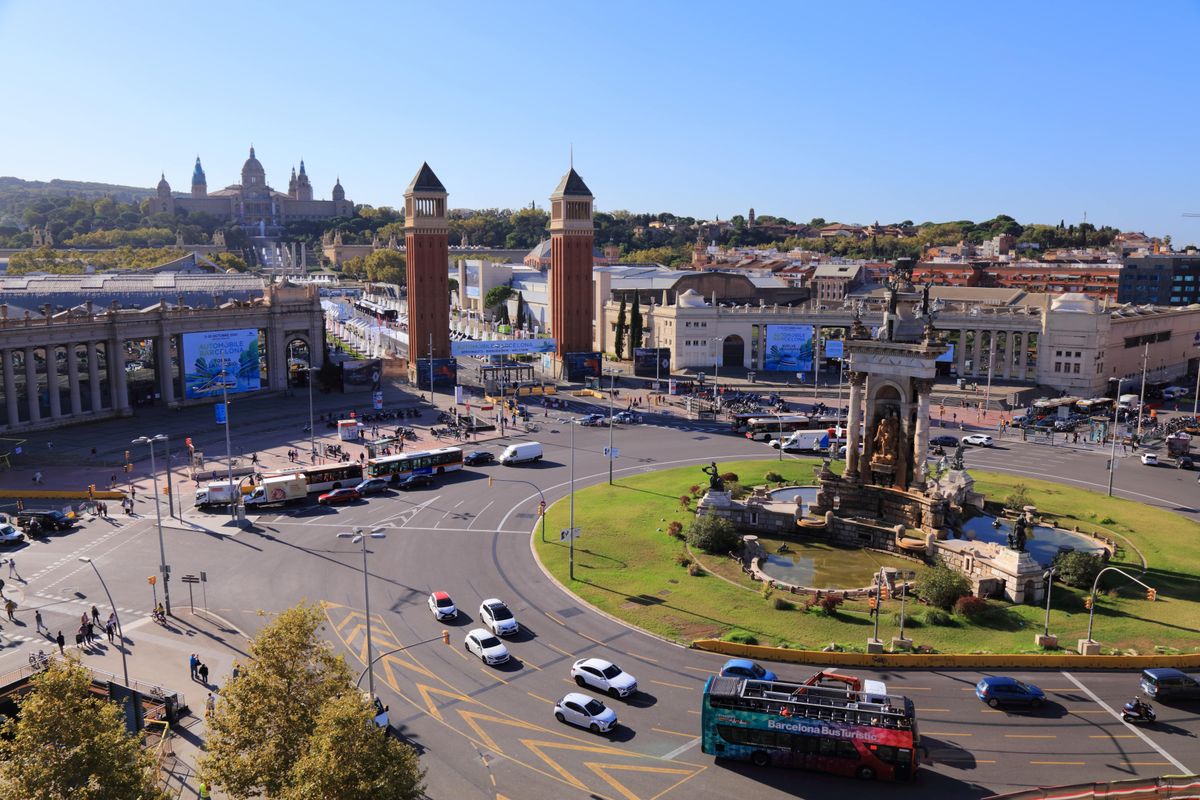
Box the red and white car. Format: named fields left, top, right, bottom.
left=428, top=591, right=458, bottom=620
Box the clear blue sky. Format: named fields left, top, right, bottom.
left=2, top=0, right=1198, bottom=242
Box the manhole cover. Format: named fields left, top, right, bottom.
left=692, top=435, right=710, bottom=441
left=556, top=607, right=583, bottom=618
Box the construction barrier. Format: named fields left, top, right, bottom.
left=0, top=489, right=125, bottom=501
left=985, top=774, right=1200, bottom=800
left=692, top=639, right=1200, bottom=671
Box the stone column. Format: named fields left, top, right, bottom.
left=971, top=330, right=983, bottom=378
left=986, top=331, right=997, bottom=383
left=843, top=371, right=866, bottom=480
left=87, top=341, right=102, bottom=413
left=67, top=343, right=82, bottom=416
left=109, top=337, right=129, bottom=414
left=912, top=378, right=933, bottom=490
left=157, top=335, right=175, bottom=404
left=2, top=349, right=18, bottom=428
left=24, top=346, right=40, bottom=423
left=957, top=329, right=968, bottom=375
left=46, top=345, right=62, bottom=418
left=1012, top=332, right=1024, bottom=381
left=860, top=377, right=876, bottom=473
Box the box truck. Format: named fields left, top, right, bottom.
left=194, top=481, right=241, bottom=508
left=245, top=474, right=308, bottom=508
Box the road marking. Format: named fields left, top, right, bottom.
left=1124, top=762, right=1172, bottom=766
left=483, top=668, right=508, bottom=685
left=650, top=679, right=695, bottom=691
left=652, top=727, right=696, bottom=739
left=925, top=732, right=972, bottom=737
left=1067, top=710, right=1108, bottom=715
left=1032, top=761, right=1086, bottom=766
left=920, top=708, right=950, bottom=712
left=543, top=611, right=566, bottom=626
left=545, top=642, right=574, bottom=658
left=626, top=652, right=658, bottom=663
left=661, top=737, right=702, bottom=761
left=1090, top=735, right=1139, bottom=739
left=578, top=632, right=607, bottom=647
left=467, top=500, right=494, bottom=530
left=527, top=692, right=553, bottom=705
left=1062, top=671, right=1190, bottom=774
left=682, top=666, right=717, bottom=675
left=1005, top=734, right=1056, bottom=739
left=890, top=685, right=932, bottom=691
left=686, top=710, right=700, bottom=715
left=520, top=659, right=542, bottom=671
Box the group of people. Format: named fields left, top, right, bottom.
left=189, top=652, right=211, bottom=685
left=73, top=606, right=117, bottom=651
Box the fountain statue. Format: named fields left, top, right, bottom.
left=701, top=461, right=724, bottom=493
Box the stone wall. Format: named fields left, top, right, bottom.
left=812, top=473, right=948, bottom=535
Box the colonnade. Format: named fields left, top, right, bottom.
left=954, top=328, right=1037, bottom=381
left=0, top=339, right=131, bottom=429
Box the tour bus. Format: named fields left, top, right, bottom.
left=744, top=415, right=840, bottom=442
left=263, top=463, right=364, bottom=494
left=701, top=675, right=919, bottom=782
left=365, top=447, right=465, bottom=481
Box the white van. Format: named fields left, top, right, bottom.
left=499, top=442, right=543, bottom=465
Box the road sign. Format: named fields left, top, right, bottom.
left=181, top=575, right=200, bottom=584
left=180, top=574, right=199, bottom=612
left=559, top=527, right=581, bottom=542
left=603, top=447, right=620, bottom=459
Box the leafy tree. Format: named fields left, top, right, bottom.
left=0, top=657, right=167, bottom=800
left=364, top=249, right=406, bottom=285
left=281, top=692, right=424, bottom=800
left=687, top=514, right=740, bottom=554
left=484, top=285, right=514, bottom=311
left=629, top=300, right=643, bottom=352
left=1053, top=551, right=1104, bottom=590
left=613, top=297, right=628, bottom=359
left=209, top=252, right=247, bottom=272
left=914, top=564, right=971, bottom=610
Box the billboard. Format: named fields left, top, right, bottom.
left=342, top=359, right=383, bottom=392
left=451, top=339, right=557, bottom=357
left=823, top=339, right=844, bottom=359
left=763, top=325, right=814, bottom=373
left=564, top=352, right=602, bottom=383
left=633, top=347, right=671, bottom=378
left=415, top=358, right=459, bottom=390
left=182, top=329, right=261, bottom=399
left=936, top=343, right=955, bottom=363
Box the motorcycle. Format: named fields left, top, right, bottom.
left=1122, top=701, right=1156, bottom=724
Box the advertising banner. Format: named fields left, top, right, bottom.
left=182, top=329, right=261, bottom=399
left=415, top=358, right=459, bottom=390
left=341, top=359, right=382, bottom=392
left=564, top=352, right=601, bottom=383
left=936, top=343, right=955, bottom=363
left=764, top=325, right=814, bottom=372
left=823, top=339, right=844, bottom=359
left=633, top=347, right=671, bottom=378
left=451, top=339, right=557, bottom=357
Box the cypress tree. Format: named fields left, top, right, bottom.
left=629, top=299, right=644, bottom=352
left=614, top=297, right=628, bottom=359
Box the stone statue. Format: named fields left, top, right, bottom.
left=870, top=413, right=899, bottom=466
left=702, top=461, right=724, bottom=492
left=921, top=282, right=932, bottom=317
left=1011, top=514, right=1028, bottom=552
left=951, top=440, right=966, bottom=470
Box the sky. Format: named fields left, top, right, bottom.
left=1, top=0, right=1199, bottom=241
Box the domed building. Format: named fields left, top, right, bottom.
left=148, top=146, right=353, bottom=232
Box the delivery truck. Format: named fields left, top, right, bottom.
left=194, top=481, right=241, bottom=508
left=245, top=474, right=308, bottom=508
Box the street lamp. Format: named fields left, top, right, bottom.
left=1107, top=377, right=1123, bottom=497
left=1042, top=566, right=1056, bottom=639
left=569, top=416, right=576, bottom=581
left=710, top=337, right=722, bottom=414
left=298, top=364, right=317, bottom=460
left=606, top=368, right=618, bottom=485
left=1084, top=566, right=1156, bottom=647
left=132, top=434, right=172, bottom=616
left=337, top=527, right=386, bottom=701
left=79, top=557, right=128, bottom=687
left=1136, top=342, right=1149, bottom=438
left=219, top=361, right=236, bottom=521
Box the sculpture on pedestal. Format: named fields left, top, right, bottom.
left=702, top=461, right=724, bottom=492
left=870, top=412, right=900, bottom=467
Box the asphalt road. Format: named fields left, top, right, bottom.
left=2, top=401, right=1197, bottom=800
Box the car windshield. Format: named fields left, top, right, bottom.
left=750, top=664, right=766, bottom=678
left=600, top=664, right=623, bottom=679
left=435, top=597, right=453, bottom=607
left=479, top=635, right=501, bottom=649
left=1014, top=681, right=1032, bottom=692
left=489, top=604, right=513, bottom=620
left=583, top=699, right=607, bottom=716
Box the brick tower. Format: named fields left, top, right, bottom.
left=549, top=167, right=594, bottom=363
left=404, top=162, right=450, bottom=381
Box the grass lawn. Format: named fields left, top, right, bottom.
left=534, top=460, right=1200, bottom=654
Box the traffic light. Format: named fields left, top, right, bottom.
left=441, top=630, right=450, bottom=645
left=147, top=575, right=156, bottom=586
left=1084, top=596, right=1094, bottom=610
left=488, top=476, right=493, bottom=487
left=1147, top=588, right=1157, bottom=602
left=868, top=596, right=878, bottom=614
left=879, top=584, right=890, bottom=601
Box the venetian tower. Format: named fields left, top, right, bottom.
left=549, top=166, right=595, bottom=362
left=404, top=162, right=451, bottom=380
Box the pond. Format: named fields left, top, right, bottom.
left=766, top=486, right=820, bottom=514
left=958, top=515, right=1106, bottom=567
left=758, top=540, right=923, bottom=589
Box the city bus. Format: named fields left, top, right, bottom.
left=366, top=447, right=465, bottom=480
left=264, top=463, right=364, bottom=493
left=729, top=413, right=763, bottom=435
left=744, top=415, right=839, bottom=442
left=701, top=675, right=919, bottom=782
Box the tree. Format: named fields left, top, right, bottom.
left=514, top=291, right=528, bottom=330
left=914, top=564, right=972, bottom=610
left=1053, top=551, right=1104, bottom=590
left=484, top=285, right=514, bottom=312
left=0, top=657, right=167, bottom=800
left=364, top=249, right=406, bottom=285
left=613, top=297, right=628, bottom=359
left=629, top=299, right=643, bottom=352
left=200, top=604, right=357, bottom=799
left=281, top=692, right=424, bottom=800
left=495, top=301, right=511, bottom=326
left=687, top=514, right=740, bottom=554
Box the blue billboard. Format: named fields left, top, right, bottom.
left=764, top=325, right=814, bottom=372
left=936, top=343, right=955, bottom=363
left=451, top=339, right=557, bottom=357
left=182, top=329, right=261, bottom=399
left=823, top=339, right=844, bottom=359
left=415, top=358, right=459, bottom=390
left=564, top=352, right=602, bottom=383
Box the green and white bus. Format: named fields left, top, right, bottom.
left=365, top=447, right=465, bottom=480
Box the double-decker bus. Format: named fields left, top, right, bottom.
left=264, top=463, right=364, bottom=493
left=366, top=447, right=465, bottom=480
left=744, top=415, right=840, bottom=442
left=701, top=675, right=919, bottom=782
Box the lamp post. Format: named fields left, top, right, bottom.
left=78, top=557, right=127, bottom=687
left=1084, top=566, right=1155, bottom=646
left=1136, top=342, right=1149, bottom=438
left=337, top=527, right=386, bottom=700
left=569, top=416, right=576, bottom=581
left=607, top=368, right=617, bottom=485
left=132, top=434, right=171, bottom=616
left=1042, top=566, right=1056, bottom=639
left=1193, top=364, right=1200, bottom=419
left=871, top=567, right=884, bottom=645
left=220, top=362, right=236, bottom=521
left=1107, top=377, right=1123, bottom=497
left=711, top=337, right=721, bottom=416
left=161, top=433, right=175, bottom=519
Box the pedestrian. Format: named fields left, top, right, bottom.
left=80, top=612, right=88, bottom=628
left=205, top=692, right=216, bottom=718
left=7, top=558, right=15, bottom=579
left=56, top=630, right=65, bottom=654
left=105, top=621, right=115, bottom=643
left=198, top=780, right=212, bottom=800
left=189, top=653, right=199, bottom=680
left=75, top=628, right=84, bottom=650
left=198, top=662, right=209, bottom=685
left=35, top=608, right=44, bottom=634
left=5, top=598, right=15, bottom=622
left=46, top=440, right=53, bottom=450
left=91, top=605, right=100, bottom=626
left=232, top=663, right=240, bottom=680
left=251, top=452, right=259, bottom=465
left=85, top=621, right=94, bottom=644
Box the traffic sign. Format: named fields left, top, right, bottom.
left=181, top=575, right=200, bottom=584
left=603, top=447, right=620, bottom=459
left=559, top=527, right=581, bottom=542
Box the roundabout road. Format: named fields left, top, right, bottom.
left=19, top=405, right=1195, bottom=800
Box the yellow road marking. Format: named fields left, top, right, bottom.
left=520, top=659, right=542, bottom=671
left=920, top=708, right=950, bottom=712
left=652, top=727, right=696, bottom=739
left=544, top=611, right=566, bottom=626
left=483, top=670, right=509, bottom=685
left=489, top=774, right=496, bottom=787
left=1005, top=734, right=1056, bottom=739
left=579, top=632, right=607, bottom=647
left=527, top=692, right=553, bottom=705
left=682, top=666, right=716, bottom=675
left=1032, top=761, right=1086, bottom=765
left=546, top=642, right=575, bottom=658
left=650, top=679, right=695, bottom=691
left=586, top=761, right=698, bottom=800
left=627, top=652, right=659, bottom=663
left=687, top=710, right=700, bottom=715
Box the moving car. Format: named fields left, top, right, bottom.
left=1140, top=453, right=1159, bottom=466
left=479, top=599, right=519, bottom=636
left=930, top=435, right=959, bottom=448
left=463, top=451, right=495, bottom=466
left=0, top=524, right=24, bottom=545
left=571, top=658, right=638, bottom=698
left=317, top=487, right=361, bottom=505
left=578, top=413, right=607, bottom=427
left=975, top=676, right=1045, bottom=708
left=1140, top=668, right=1200, bottom=701
left=719, top=658, right=777, bottom=682
left=962, top=434, right=994, bottom=447
left=15, top=509, right=76, bottom=532
left=464, top=628, right=510, bottom=665
left=499, top=442, right=543, bottom=465
left=612, top=411, right=642, bottom=424
left=395, top=474, right=435, bottom=491
left=554, top=692, right=618, bottom=734
left=355, top=478, right=390, bottom=496
left=427, top=591, right=458, bottom=620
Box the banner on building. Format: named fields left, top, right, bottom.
left=415, top=358, right=459, bottom=390
left=451, top=339, right=557, bottom=357
left=341, top=359, right=383, bottom=392
left=564, top=352, right=602, bottom=383
left=823, top=339, right=844, bottom=359
left=763, top=324, right=814, bottom=372
left=633, top=348, right=671, bottom=378
left=936, top=343, right=955, bottom=363
left=182, top=329, right=262, bottom=399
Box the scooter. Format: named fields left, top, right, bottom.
left=1122, top=701, right=1156, bottom=724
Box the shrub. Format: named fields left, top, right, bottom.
left=923, top=608, right=953, bottom=626
left=1005, top=484, right=1032, bottom=510
left=1053, top=551, right=1105, bottom=590
left=689, top=484, right=703, bottom=498
left=687, top=514, right=741, bottom=554
left=687, top=562, right=704, bottom=577
left=954, top=595, right=988, bottom=619
left=679, top=495, right=691, bottom=511
left=760, top=581, right=774, bottom=602
left=720, top=472, right=739, bottom=484
left=915, top=564, right=972, bottom=610
left=764, top=471, right=784, bottom=484
left=667, top=520, right=684, bottom=539
left=773, top=596, right=795, bottom=611
left=725, top=630, right=758, bottom=645
left=674, top=552, right=692, bottom=568
left=819, top=594, right=843, bottom=615
left=890, top=611, right=921, bottom=628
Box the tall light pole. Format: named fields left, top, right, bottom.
left=79, top=557, right=127, bottom=687
left=1042, top=566, right=1056, bottom=639
left=220, top=362, right=236, bottom=521
left=1193, top=365, right=1200, bottom=419
left=337, top=527, right=386, bottom=700
left=1107, top=377, right=1123, bottom=497
left=162, top=433, right=175, bottom=519
left=711, top=337, right=721, bottom=415
left=1136, top=341, right=1149, bottom=438
left=132, top=434, right=171, bottom=616
left=301, top=364, right=316, bottom=460
left=1084, top=566, right=1155, bottom=645
left=607, top=369, right=617, bottom=485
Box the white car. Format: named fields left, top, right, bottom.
left=427, top=591, right=457, bottom=620
left=571, top=658, right=638, bottom=698
left=1141, top=452, right=1159, bottom=466
left=962, top=434, right=994, bottom=447
left=554, top=692, right=618, bottom=734
left=464, top=628, right=510, bottom=665
left=479, top=599, right=519, bottom=636
left=0, top=524, right=23, bottom=545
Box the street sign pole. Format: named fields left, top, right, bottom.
left=181, top=574, right=200, bottom=613
left=200, top=571, right=208, bottom=614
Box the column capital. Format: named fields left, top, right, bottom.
left=913, top=377, right=935, bottom=395
left=848, top=371, right=867, bottom=388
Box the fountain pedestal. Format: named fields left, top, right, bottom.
left=865, top=638, right=884, bottom=654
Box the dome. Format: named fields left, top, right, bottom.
left=677, top=288, right=707, bottom=308
left=241, top=145, right=265, bottom=183
left=1050, top=292, right=1099, bottom=313
left=157, top=172, right=170, bottom=191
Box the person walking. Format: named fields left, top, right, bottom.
left=189, top=653, right=199, bottom=680
left=205, top=692, right=216, bottom=718
left=4, top=598, right=15, bottom=622
left=85, top=621, right=95, bottom=645
left=55, top=630, right=65, bottom=655
left=105, top=620, right=115, bottom=643
left=90, top=605, right=100, bottom=627
left=35, top=609, right=45, bottom=634
left=198, top=662, right=209, bottom=685
left=6, top=558, right=15, bottom=580
left=198, top=780, right=212, bottom=800
left=75, top=627, right=85, bottom=651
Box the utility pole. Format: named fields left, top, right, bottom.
left=221, top=360, right=235, bottom=521
left=1137, top=341, right=1149, bottom=438
left=1107, top=377, right=1123, bottom=497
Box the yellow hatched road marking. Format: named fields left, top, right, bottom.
left=585, top=761, right=699, bottom=800
left=483, top=668, right=509, bottom=685
left=527, top=692, right=553, bottom=704
left=627, top=652, right=659, bottom=663
left=1032, top=761, right=1086, bottom=765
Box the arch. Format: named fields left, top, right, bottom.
left=721, top=334, right=745, bottom=368
left=287, top=336, right=312, bottom=387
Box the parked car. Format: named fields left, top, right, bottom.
left=1140, top=453, right=1159, bottom=466
left=1140, top=668, right=1200, bottom=701
left=612, top=411, right=642, bottom=424
left=0, top=524, right=24, bottom=545
left=930, top=435, right=959, bottom=448
left=962, top=434, right=994, bottom=447
left=15, top=509, right=76, bottom=532
left=479, top=599, right=519, bottom=636
left=317, top=487, right=361, bottom=505
left=396, top=474, right=435, bottom=491
left=464, top=451, right=495, bottom=466
left=975, top=676, right=1045, bottom=708
left=464, top=628, right=509, bottom=665
left=554, top=692, right=618, bottom=734
left=355, top=478, right=390, bottom=496
left=571, top=658, right=638, bottom=698
left=719, top=658, right=777, bottom=682
left=427, top=591, right=458, bottom=621
left=577, top=413, right=607, bottom=427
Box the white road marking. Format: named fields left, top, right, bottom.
left=467, top=500, right=495, bottom=530
left=661, top=736, right=701, bottom=761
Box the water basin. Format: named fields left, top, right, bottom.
left=758, top=541, right=924, bottom=589
left=766, top=486, right=819, bottom=514
left=958, top=515, right=1106, bottom=567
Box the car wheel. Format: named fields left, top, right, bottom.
left=555, top=711, right=565, bottom=723
left=987, top=698, right=999, bottom=708
left=589, top=723, right=600, bottom=734
left=750, top=750, right=770, bottom=768
left=575, top=676, right=587, bottom=688
left=608, top=688, right=620, bottom=699
left=857, top=766, right=875, bottom=781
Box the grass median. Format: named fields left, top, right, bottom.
left=533, top=459, right=1200, bottom=654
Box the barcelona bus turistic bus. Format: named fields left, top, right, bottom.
left=264, top=463, right=364, bottom=493
left=366, top=447, right=465, bottom=480
left=701, top=675, right=919, bottom=782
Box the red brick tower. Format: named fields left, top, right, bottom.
left=404, top=162, right=450, bottom=380
left=549, top=167, right=594, bottom=362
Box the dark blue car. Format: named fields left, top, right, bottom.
left=976, top=676, right=1045, bottom=708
